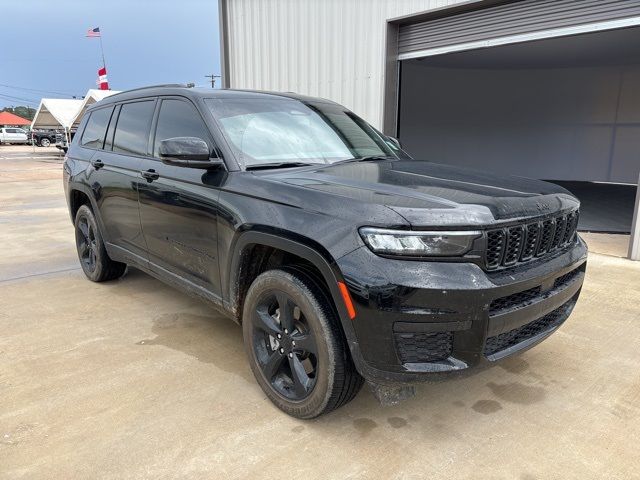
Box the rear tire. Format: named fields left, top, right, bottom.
left=242, top=268, right=363, bottom=418
left=39, top=137, right=51, bottom=147
left=74, top=204, right=126, bottom=282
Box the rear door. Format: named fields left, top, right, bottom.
left=84, top=100, right=155, bottom=262
left=137, top=96, right=224, bottom=298
left=7, top=128, right=21, bottom=142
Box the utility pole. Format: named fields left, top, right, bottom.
left=205, top=74, right=221, bottom=88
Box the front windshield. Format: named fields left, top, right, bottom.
left=205, top=97, right=399, bottom=167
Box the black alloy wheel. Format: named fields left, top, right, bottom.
left=252, top=290, right=319, bottom=400
left=76, top=215, right=98, bottom=273
left=243, top=269, right=363, bottom=418
left=74, top=204, right=127, bottom=282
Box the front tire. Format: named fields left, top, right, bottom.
left=243, top=269, right=363, bottom=418
left=39, top=137, right=51, bottom=147
left=74, top=204, right=126, bottom=282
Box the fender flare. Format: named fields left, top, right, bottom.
left=226, top=229, right=360, bottom=354
left=66, top=181, right=111, bottom=245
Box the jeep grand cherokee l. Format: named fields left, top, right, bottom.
left=63, top=85, right=587, bottom=418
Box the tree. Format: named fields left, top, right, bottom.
left=1, top=106, right=36, bottom=121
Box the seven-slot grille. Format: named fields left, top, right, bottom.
left=485, top=211, right=579, bottom=270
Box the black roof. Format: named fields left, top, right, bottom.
left=91, top=85, right=338, bottom=109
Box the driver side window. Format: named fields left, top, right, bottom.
left=153, top=99, right=212, bottom=158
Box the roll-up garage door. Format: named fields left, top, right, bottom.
left=398, top=0, right=640, bottom=59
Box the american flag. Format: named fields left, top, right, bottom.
left=86, top=27, right=101, bottom=38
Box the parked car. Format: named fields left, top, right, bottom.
left=63, top=86, right=587, bottom=418
left=31, top=130, right=58, bottom=147
left=0, top=127, right=29, bottom=144
left=55, top=130, right=77, bottom=153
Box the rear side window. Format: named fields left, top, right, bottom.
left=81, top=107, right=113, bottom=149
left=113, top=101, right=155, bottom=156
left=153, top=99, right=211, bottom=157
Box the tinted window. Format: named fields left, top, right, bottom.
left=153, top=99, right=211, bottom=157
left=113, top=101, right=155, bottom=156
left=104, top=105, right=120, bottom=151
left=81, top=107, right=113, bottom=149
left=206, top=98, right=395, bottom=167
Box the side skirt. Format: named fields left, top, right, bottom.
left=106, top=242, right=234, bottom=322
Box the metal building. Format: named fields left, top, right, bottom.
left=218, top=0, right=640, bottom=259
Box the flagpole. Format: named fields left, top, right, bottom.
left=87, top=27, right=109, bottom=89
left=98, top=33, right=106, bottom=71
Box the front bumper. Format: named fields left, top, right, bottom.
left=336, top=237, right=588, bottom=384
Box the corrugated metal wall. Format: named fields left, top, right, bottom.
left=399, top=0, right=640, bottom=56
left=224, top=0, right=469, bottom=129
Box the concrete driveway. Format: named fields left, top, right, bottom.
left=1, top=145, right=639, bottom=479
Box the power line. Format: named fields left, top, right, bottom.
left=0, top=98, right=39, bottom=107
left=0, top=83, right=79, bottom=97
left=0, top=93, right=41, bottom=105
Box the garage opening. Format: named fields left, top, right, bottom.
left=397, top=26, right=640, bottom=234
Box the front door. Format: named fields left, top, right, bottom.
left=137, top=97, right=225, bottom=298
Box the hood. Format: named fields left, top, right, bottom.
left=259, top=160, right=579, bottom=227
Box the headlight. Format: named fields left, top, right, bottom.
left=359, top=227, right=481, bottom=257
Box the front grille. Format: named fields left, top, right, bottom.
left=484, top=210, right=579, bottom=271
left=394, top=331, right=453, bottom=363
left=537, top=219, right=555, bottom=256
left=484, top=300, right=575, bottom=357
left=553, top=268, right=582, bottom=289
left=503, top=226, right=524, bottom=266
left=489, top=285, right=542, bottom=315
left=486, top=230, right=505, bottom=269
left=489, top=266, right=583, bottom=316
left=521, top=223, right=539, bottom=261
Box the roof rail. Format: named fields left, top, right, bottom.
left=105, top=83, right=190, bottom=98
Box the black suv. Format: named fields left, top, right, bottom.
left=64, top=85, right=587, bottom=418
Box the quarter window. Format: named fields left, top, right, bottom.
left=113, top=101, right=155, bottom=156
left=153, top=99, right=211, bottom=158
left=81, top=107, right=113, bottom=149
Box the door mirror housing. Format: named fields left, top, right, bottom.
left=159, top=137, right=223, bottom=169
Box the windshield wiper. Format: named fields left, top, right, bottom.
left=336, top=155, right=396, bottom=164
left=246, top=162, right=319, bottom=171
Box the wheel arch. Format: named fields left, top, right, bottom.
left=226, top=229, right=358, bottom=344
left=67, top=183, right=111, bottom=245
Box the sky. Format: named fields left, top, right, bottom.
left=0, top=0, right=221, bottom=109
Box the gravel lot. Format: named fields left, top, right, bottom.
left=1, top=145, right=639, bottom=479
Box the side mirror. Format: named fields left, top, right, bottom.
left=386, top=136, right=402, bottom=150
left=159, top=137, right=223, bottom=169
